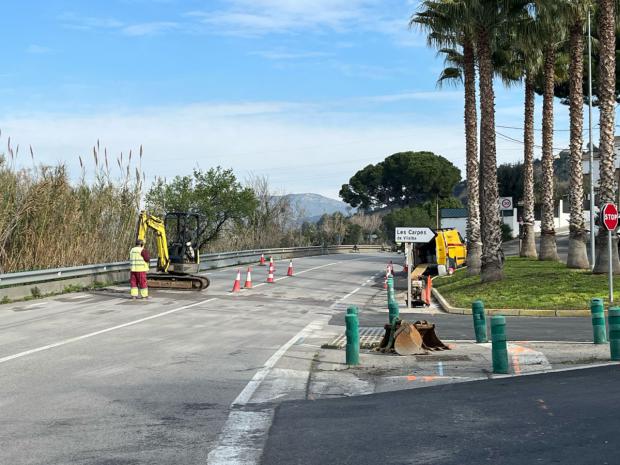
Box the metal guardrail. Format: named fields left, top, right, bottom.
left=0, top=245, right=383, bottom=288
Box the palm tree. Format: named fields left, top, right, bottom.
left=566, top=1, right=592, bottom=269
left=412, top=1, right=482, bottom=276
left=473, top=0, right=524, bottom=282
left=532, top=0, right=566, bottom=261
left=593, top=0, right=620, bottom=273
left=496, top=16, right=541, bottom=259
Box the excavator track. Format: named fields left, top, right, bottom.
left=147, top=273, right=210, bottom=291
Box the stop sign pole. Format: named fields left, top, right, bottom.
left=602, top=203, right=619, bottom=303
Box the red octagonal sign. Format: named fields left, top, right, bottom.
left=602, top=202, right=619, bottom=231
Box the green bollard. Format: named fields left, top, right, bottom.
left=491, top=315, right=509, bottom=374
left=608, top=307, right=620, bottom=360
left=590, top=298, right=607, bottom=344
left=387, top=277, right=395, bottom=303
left=388, top=300, right=400, bottom=325
left=472, top=300, right=488, bottom=343
left=347, top=305, right=359, bottom=316
left=345, top=313, right=360, bottom=365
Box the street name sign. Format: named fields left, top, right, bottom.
left=602, top=203, right=619, bottom=231
left=395, top=227, right=435, bottom=243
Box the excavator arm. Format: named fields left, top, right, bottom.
left=136, top=211, right=171, bottom=273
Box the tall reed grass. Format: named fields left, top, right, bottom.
left=0, top=139, right=143, bottom=273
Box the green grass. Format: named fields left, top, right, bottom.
left=434, top=257, right=616, bottom=310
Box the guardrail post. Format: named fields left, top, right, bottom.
left=590, top=298, right=607, bottom=344
left=609, top=307, right=620, bottom=360
left=472, top=300, right=487, bottom=343
left=345, top=306, right=360, bottom=365
left=491, top=315, right=509, bottom=374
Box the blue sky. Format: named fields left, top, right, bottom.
left=0, top=0, right=583, bottom=199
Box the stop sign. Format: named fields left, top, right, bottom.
left=602, top=203, right=619, bottom=231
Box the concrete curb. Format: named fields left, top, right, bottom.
left=431, top=288, right=591, bottom=318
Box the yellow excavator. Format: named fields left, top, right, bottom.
left=136, top=210, right=210, bottom=291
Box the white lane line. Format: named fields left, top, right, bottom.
left=232, top=320, right=323, bottom=406
left=341, top=287, right=361, bottom=301
left=208, top=319, right=325, bottom=465
left=0, top=298, right=218, bottom=365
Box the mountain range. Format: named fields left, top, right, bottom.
left=280, top=193, right=353, bottom=222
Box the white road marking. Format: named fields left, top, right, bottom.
left=0, top=298, right=218, bottom=365
left=438, top=361, right=444, bottom=376
left=69, top=294, right=91, bottom=300
left=232, top=320, right=323, bottom=406
left=209, top=271, right=372, bottom=465
left=341, top=287, right=361, bottom=301
left=207, top=319, right=325, bottom=465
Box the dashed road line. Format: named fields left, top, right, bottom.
left=0, top=298, right=218, bottom=365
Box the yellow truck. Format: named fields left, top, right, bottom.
left=413, top=228, right=467, bottom=275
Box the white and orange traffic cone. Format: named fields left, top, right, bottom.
left=269, top=256, right=275, bottom=271
left=231, top=269, right=241, bottom=292
left=244, top=267, right=253, bottom=288
left=287, top=260, right=294, bottom=277
left=267, top=264, right=274, bottom=283
left=259, top=254, right=266, bottom=266
left=389, top=260, right=394, bottom=274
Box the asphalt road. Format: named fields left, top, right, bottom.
left=262, top=364, right=620, bottom=465
left=0, top=250, right=606, bottom=465
left=0, top=253, right=387, bottom=465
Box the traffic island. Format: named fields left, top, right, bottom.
left=311, top=332, right=616, bottom=399
left=431, top=257, right=620, bottom=317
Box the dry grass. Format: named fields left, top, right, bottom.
left=0, top=140, right=143, bottom=273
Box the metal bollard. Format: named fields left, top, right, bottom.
left=345, top=309, right=360, bottom=366
left=347, top=306, right=359, bottom=316
left=387, top=277, right=395, bottom=303
left=590, top=298, right=607, bottom=344
left=388, top=300, right=400, bottom=325
left=472, top=300, right=488, bottom=343
left=491, top=315, right=509, bottom=374
left=608, top=307, right=620, bottom=360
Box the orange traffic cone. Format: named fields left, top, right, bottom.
left=244, top=267, right=253, bottom=288
left=267, top=264, right=274, bottom=283
left=259, top=254, right=266, bottom=266
left=231, top=269, right=241, bottom=292
left=287, top=260, right=294, bottom=276
left=269, top=256, right=275, bottom=271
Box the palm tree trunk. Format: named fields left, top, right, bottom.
left=477, top=28, right=503, bottom=282
left=567, top=18, right=590, bottom=269
left=539, top=45, right=560, bottom=261
left=463, top=38, right=481, bottom=275
left=593, top=0, right=620, bottom=274
left=521, top=74, right=537, bottom=258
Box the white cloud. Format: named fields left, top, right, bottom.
left=186, top=0, right=417, bottom=44
left=122, top=21, right=179, bottom=36
left=250, top=50, right=332, bottom=60
left=0, top=99, right=465, bottom=198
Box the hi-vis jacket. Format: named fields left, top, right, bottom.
left=129, top=246, right=149, bottom=272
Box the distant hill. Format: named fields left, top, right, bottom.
left=280, top=193, right=353, bottom=222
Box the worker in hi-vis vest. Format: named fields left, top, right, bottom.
left=129, top=239, right=150, bottom=299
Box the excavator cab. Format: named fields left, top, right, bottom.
left=164, top=212, right=202, bottom=274
left=136, top=211, right=210, bottom=290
